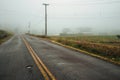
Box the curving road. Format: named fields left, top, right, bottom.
left=0, top=35, right=120, bottom=80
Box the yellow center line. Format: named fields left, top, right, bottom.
left=22, top=37, right=56, bottom=80
left=29, top=46, right=56, bottom=80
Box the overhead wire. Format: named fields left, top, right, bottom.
left=51, top=0, right=120, bottom=6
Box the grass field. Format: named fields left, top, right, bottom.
left=33, top=35, right=120, bottom=62
left=50, top=36, right=120, bottom=46
left=49, top=36, right=120, bottom=61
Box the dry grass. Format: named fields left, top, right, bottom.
left=0, top=30, right=12, bottom=44
left=49, top=36, right=120, bottom=61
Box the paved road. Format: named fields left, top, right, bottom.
left=0, top=35, right=120, bottom=80
left=0, top=35, right=44, bottom=80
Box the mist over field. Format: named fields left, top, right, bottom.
left=0, top=0, right=120, bottom=35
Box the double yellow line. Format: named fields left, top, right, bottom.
left=22, top=37, right=56, bottom=80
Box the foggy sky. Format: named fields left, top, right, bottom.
left=0, top=0, right=120, bottom=35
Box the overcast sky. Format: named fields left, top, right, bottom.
left=0, top=0, right=120, bottom=35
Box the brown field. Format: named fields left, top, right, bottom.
left=45, top=35, right=120, bottom=61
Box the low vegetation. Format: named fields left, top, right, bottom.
left=49, top=36, right=120, bottom=61
left=117, top=35, right=120, bottom=39
left=0, top=30, right=12, bottom=44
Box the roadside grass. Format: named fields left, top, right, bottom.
left=0, top=30, right=13, bottom=44
left=31, top=34, right=120, bottom=65
left=50, top=36, right=120, bottom=61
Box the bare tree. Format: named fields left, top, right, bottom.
left=62, top=28, right=71, bottom=34
left=76, top=27, right=92, bottom=33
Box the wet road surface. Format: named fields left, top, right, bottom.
left=0, top=35, right=120, bottom=80
left=0, top=35, right=44, bottom=80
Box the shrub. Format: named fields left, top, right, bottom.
left=117, top=35, right=120, bottom=39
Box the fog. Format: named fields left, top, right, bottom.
left=0, top=0, right=120, bottom=35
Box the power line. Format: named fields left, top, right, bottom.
left=52, top=0, right=120, bottom=6
left=83, top=0, right=120, bottom=5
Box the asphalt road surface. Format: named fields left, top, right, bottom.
left=0, top=35, right=120, bottom=80
left=0, top=35, right=44, bottom=80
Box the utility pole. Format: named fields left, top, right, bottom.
left=28, top=22, right=31, bottom=34
left=43, top=3, right=49, bottom=37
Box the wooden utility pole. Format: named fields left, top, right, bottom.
left=28, top=22, right=31, bottom=34
left=43, top=3, right=49, bottom=37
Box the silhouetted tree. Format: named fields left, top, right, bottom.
left=117, top=35, right=120, bottom=39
